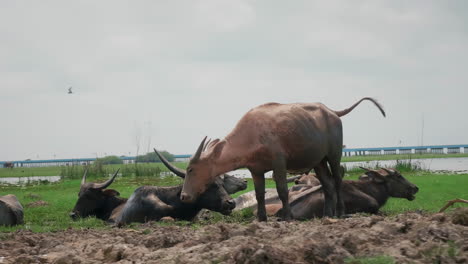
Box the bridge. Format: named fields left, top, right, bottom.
left=1, top=144, right=467, bottom=168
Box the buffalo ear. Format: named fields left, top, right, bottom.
left=365, top=171, right=385, bottom=183
left=103, top=189, right=120, bottom=197
left=211, top=140, right=226, bottom=159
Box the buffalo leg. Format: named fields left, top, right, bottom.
left=314, top=160, right=336, bottom=217
left=273, top=156, right=292, bottom=221
left=329, top=160, right=345, bottom=217
left=251, top=170, right=267, bottom=221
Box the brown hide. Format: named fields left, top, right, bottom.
left=182, top=98, right=385, bottom=220
left=0, top=194, right=24, bottom=226
left=294, top=173, right=321, bottom=186
left=286, top=168, right=419, bottom=219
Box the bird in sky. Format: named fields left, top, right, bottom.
left=68, top=87, right=73, bottom=94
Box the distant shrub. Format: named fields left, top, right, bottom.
left=136, top=151, right=174, bottom=163
left=95, top=156, right=123, bottom=165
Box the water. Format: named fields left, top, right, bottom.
left=0, top=176, right=61, bottom=185
left=227, top=157, right=468, bottom=178
left=1, top=158, right=467, bottom=183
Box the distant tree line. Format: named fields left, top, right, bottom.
left=94, top=151, right=175, bottom=165
left=93, top=151, right=174, bottom=165
left=136, top=151, right=174, bottom=163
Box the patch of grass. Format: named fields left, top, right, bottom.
left=0, top=172, right=467, bottom=232
left=345, top=255, right=395, bottom=264
left=0, top=162, right=189, bottom=178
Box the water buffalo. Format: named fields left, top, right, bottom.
left=0, top=194, right=24, bottom=226
left=70, top=169, right=126, bottom=221
left=3, top=162, right=14, bottom=169
left=273, top=168, right=419, bottom=219
left=234, top=175, right=320, bottom=212
left=71, top=149, right=243, bottom=224
left=293, top=173, right=321, bottom=186
left=115, top=176, right=236, bottom=225
left=181, top=97, right=385, bottom=221
left=154, top=147, right=247, bottom=194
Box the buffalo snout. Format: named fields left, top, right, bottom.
left=180, top=192, right=195, bottom=203
left=220, top=199, right=236, bottom=215
left=69, top=211, right=78, bottom=220
left=407, top=185, right=419, bottom=201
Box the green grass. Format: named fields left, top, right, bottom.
left=1, top=170, right=467, bottom=232
left=0, top=162, right=189, bottom=178
left=345, top=255, right=396, bottom=264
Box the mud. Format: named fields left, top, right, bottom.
left=1, top=210, right=467, bottom=264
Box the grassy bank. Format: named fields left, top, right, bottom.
left=0, top=162, right=189, bottom=178
left=0, top=171, right=467, bottom=233
left=1, top=153, right=467, bottom=178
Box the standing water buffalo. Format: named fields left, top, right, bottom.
left=70, top=169, right=126, bottom=221
left=180, top=97, right=385, bottom=221
left=0, top=194, right=24, bottom=226
left=274, top=168, right=419, bottom=219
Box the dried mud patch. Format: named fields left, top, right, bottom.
left=0, top=211, right=467, bottom=264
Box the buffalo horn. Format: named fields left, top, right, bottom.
left=286, top=175, right=302, bottom=183
left=202, top=138, right=212, bottom=152
left=154, top=148, right=186, bottom=178
left=81, top=168, right=88, bottom=186
left=192, top=136, right=207, bottom=161
left=381, top=168, right=393, bottom=175
left=94, top=168, right=120, bottom=189
left=359, top=166, right=373, bottom=172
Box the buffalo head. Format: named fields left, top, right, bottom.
left=70, top=168, right=121, bottom=220
left=153, top=142, right=246, bottom=196
left=197, top=176, right=236, bottom=215
left=359, top=167, right=419, bottom=201
left=180, top=137, right=228, bottom=203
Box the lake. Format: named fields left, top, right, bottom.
left=1, top=157, right=467, bottom=184
left=228, top=157, right=468, bottom=178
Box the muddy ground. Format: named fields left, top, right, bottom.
left=1, top=209, right=467, bottom=264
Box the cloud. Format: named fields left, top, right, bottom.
left=0, top=0, right=467, bottom=160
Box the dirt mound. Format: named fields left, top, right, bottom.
left=0, top=212, right=467, bottom=263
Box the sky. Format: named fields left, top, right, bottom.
left=1, top=0, right=467, bottom=161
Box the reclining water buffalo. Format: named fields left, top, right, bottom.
left=233, top=175, right=314, bottom=211
left=114, top=148, right=239, bottom=225
left=180, top=97, right=385, bottom=221
left=71, top=149, right=245, bottom=224
left=0, top=194, right=24, bottom=226
left=273, top=167, right=419, bottom=219
left=70, top=169, right=126, bottom=222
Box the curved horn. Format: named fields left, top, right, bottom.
left=192, top=136, right=207, bottom=161
left=94, top=168, right=120, bottom=189
left=202, top=138, right=212, bottom=152
left=359, top=166, right=373, bottom=172
left=154, top=148, right=186, bottom=178
left=286, top=175, right=302, bottom=183
left=81, top=168, right=88, bottom=186
left=381, top=168, right=393, bottom=175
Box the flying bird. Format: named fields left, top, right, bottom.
left=68, top=87, right=73, bottom=94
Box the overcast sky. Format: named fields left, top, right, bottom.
left=1, top=0, right=467, bottom=161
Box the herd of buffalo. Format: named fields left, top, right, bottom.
left=1, top=97, right=421, bottom=226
